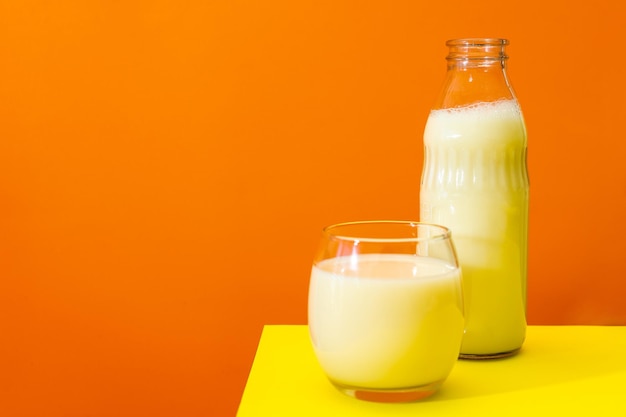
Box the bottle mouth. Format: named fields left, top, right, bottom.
left=446, top=38, right=509, bottom=61
left=446, top=38, right=509, bottom=47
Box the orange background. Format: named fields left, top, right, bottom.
left=1, top=1, right=625, bottom=416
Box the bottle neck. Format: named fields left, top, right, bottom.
left=432, top=38, right=516, bottom=110
left=446, top=38, right=508, bottom=70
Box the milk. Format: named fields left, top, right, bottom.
left=420, top=99, right=529, bottom=356
left=308, top=254, right=464, bottom=389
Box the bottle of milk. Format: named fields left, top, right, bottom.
left=420, top=38, right=529, bottom=359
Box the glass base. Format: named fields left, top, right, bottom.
left=459, top=347, right=520, bottom=360
left=330, top=380, right=443, bottom=403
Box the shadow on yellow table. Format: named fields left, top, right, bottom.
left=237, top=325, right=626, bottom=416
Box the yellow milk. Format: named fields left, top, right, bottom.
left=308, top=254, right=464, bottom=388
left=420, top=100, right=529, bottom=356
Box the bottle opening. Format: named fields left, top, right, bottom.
left=446, top=38, right=509, bottom=61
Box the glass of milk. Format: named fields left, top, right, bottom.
left=308, top=221, right=464, bottom=402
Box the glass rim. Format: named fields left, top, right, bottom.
left=322, top=220, right=452, bottom=243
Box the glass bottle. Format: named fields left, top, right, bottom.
left=420, top=38, right=529, bottom=359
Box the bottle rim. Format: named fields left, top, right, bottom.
left=445, top=38, right=509, bottom=61
left=446, top=38, right=509, bottom=47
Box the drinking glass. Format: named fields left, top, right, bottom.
left=308, top=221, right=464, bottom=402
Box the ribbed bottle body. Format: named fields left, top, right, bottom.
left=420, top=98, right=529, bottom=357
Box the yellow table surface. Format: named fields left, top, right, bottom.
left=237, top=325, right=626, bottom=416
